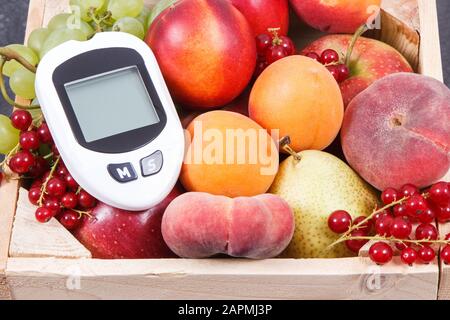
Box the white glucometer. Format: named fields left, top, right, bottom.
left=35, top=32, right=185, bottom=211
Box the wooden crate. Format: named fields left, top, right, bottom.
left=0, top=0, right=445, bottom=300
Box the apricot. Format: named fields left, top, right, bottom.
left=342, top=73, right=450, bottom=191
left=180, top=110, right=279, bottom=197
left=161, top=192, right=295, bottom=259
left=249, top=55, right=344, bottom=152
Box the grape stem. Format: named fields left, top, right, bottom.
left=327, top=195, right=410, bottom=249
left=0, top=47, right=37, bottom=74
left=38, top=155, right=60, bottom=207
left=0, top=57, right=40, bottom=110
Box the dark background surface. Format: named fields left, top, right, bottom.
left=0, top=0, right=449, bottom=116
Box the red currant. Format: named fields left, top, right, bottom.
left=304, top=52, right=320, bottom=61
left=353, top=216, right=372, bottom=234
left=320, top=49, right=339, bottom=64
left=37, top=123, right=52, bottom=144
left=369, top=242, right=393, bottom=265
left=254, top=59, right=268, bottom=78
left=375, top=214, right=394, bottom=236
left=279, top=36, right=295, bottom=55
left=372, top=208, right=392, bottom=222
left=9, top=150, right=35, bottom=174
left=30, top=179, right=42, bottom=189
left=64, top=173, right=79, bottom=191
left=326, top=65, right=340, bottom=81
left=400, top=247, right=417, bottom=266
left=78, top=190, right=97, bottom=209
left=441, top=245, right=450, bottom=265
left=393, top=204, right=408, bottom=217
left=395, top=239, right=411, bottom=251
left=381, top=188, right=399, bottom=205
left=415, top=223, right=438, bottom=243
left=61, top=192, right=78, bottom=209
left=418, top=203, right=437, bottom=224
left=46, top=177, right=67, bottom=197
left=335, top=64, right=350, bottom=82
left=266, top=46, right=287, bottom=64
left=10, top=110, right=32, bottom=131
left=390, top=217, right=412, bottom=239
left=56, top=163, right=68, bottom=177
left=59, top=210, right=82, bottom=230
left=19, top=130, right=40, bottom=150
left=429, top=182, right=450, bottom=207
left=438, top=204, right=450, bottom=223
left=255, top=34, right=272, bottom=56
left=43, top=197, right=61, bottom=216
left=328, top=210, right=352, bottom=233
left=28, top=156, right=49, bottom=178
left=405, top=194, right=428, bottom=219
left=28, top=187, right=41, bottom=205
left=345, top=230, right=368, bottom=253
left=35, top=207, right=54, bottom=223
left=418, top=246, right=435, bottom=263
left=400, top=184, right=419, bottom=198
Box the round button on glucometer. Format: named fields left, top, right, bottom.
left=108, top=163, right=138, bottom=183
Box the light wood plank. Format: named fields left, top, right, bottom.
left=6, top=257, right=438, bottom=300
left=9, top=189, right=91, bottom=259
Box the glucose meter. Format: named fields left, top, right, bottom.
left=35, top=32, right=185, bottom=211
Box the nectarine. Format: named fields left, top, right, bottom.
left=249, top=55, right=344, bottom=152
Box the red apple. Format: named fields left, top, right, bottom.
left=145, top=0, right=256, bottom=110
left=229, top=0, right=289, bottom=36
left=290, top=0, right=382, bottom=33
left=73, top=186, right=183, bottom=259
left=301, top=34, right=413, bottom=106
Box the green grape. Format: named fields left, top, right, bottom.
left=10, top=68, right=36, bottom=100
left=108, top=0, right=144, bottom=20
left=27, top=28, right=52, bottom=56
left=2, top=45, right=39, bottom=78
left=136, top=6, right=151, bottom=27
left=113, top=17, right=145, bottom=39
left=148, top=0, right=178, bottom=28
left=40, top=28, right=87, bottom=59
left=48, top=13, right=95, bottom=39
left=0, top=115, right=20, bottom=155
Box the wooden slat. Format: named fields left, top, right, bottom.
left=6, top=257, right=438, bottom=300
left=9, top=189, right=91, bottom=259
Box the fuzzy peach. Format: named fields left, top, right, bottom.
left=341, top=73, right=450, bottom=191
left=161, top=192, right=295, bottom=259
left=290, top=0, right=382, bottom=33
left=180, top=110, right=279, bottom=197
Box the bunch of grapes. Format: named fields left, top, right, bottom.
left=327, top=182, right=450, bottom=266
left=0, top=109, right=97, bottom=230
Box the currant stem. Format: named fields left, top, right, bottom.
left=38, top=155, right=60, bottom=207
left=331, top=235, right=449, bottom=248
left=268, top=27, right=282, bottom=46
left=0, top=57, right=40, bottom=110
left=0, top=142, right=20, bottom=171
left=72, top=208, right=93, bottom=219
left=344, top=24, right=369, bottom=67
left=328, top=196, right=409, bottom=249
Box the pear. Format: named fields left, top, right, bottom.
left=269, top=150, right=379, bottom=258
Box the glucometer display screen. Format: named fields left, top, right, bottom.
left=64, top=66, right=160, bottom=143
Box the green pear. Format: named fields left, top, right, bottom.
left=269, top=150, right=379, bottom=258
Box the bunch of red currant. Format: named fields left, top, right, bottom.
left=327, top=182, right=450, bottom=266
left=254, top=28, right=296, bottom=78
left=4, top=109, right=97, bottom=230
left=302, top=49, right=350, bottom=83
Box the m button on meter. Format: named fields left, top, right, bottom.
left=141, top=151, right=163, bottom=177
left=108, top=163, right=138, bottom=183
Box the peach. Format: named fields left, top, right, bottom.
left=341, top=73, right=450, bottom=191
left=161, top=192, right=295, bottom=259
left=145, top=0, right=256, bottom=110
left=180, top=110, right=279, bottom=197
left=249, top=55, right=344, bottom=152
left=290, top=0, right=382, bottom=33
left=301, top=35, right=413, bottom=106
